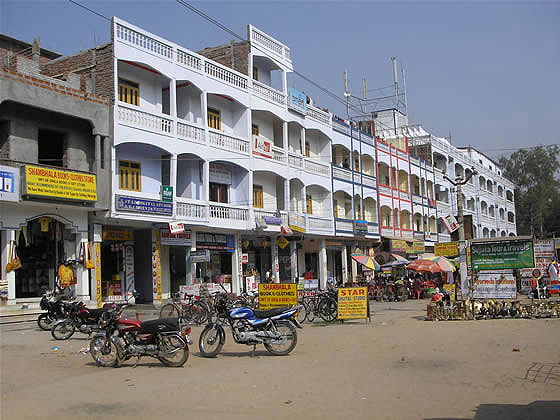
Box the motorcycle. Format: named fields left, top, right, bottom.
left=529, top=283, right=551, bottom=299
left=89, top=305, right=191, bottom=368
left=37, top=290, right=73, bottom=331
left=51, top=301, right=116, bottom=340
left=198, top=292, right=302, bottom=358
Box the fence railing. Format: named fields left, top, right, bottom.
left=177, top=119, right=205, bottom=144
left=176, top=199, right=208, bottom=221
left=204, top=61, right=248, bottom=90
left=115, top=23, right=173, bottom=60
left=209, top=203, right=249, bottom=221
left=208, top=129, right=249, bottom=154
left=252, top=80, right=285, bottom=106
left=117, top=104, right=172, bottom=135
left=304, top=159, right=330, bottom=177
left=288, top=153, right=303, bottom=169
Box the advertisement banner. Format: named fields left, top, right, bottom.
left=253, top=135, right=272, bottom=159
left=245, top=276, right=258, bottom=292
left=117, top=195, right=173, bottom=216
left=191, top=249, right=210, bottom=263
left=94, top=243, right=102, bottom=308
left=337, top=287, right=368, bottom=319
left=473, top=271, right=517, bottom=299
left=443, top=284, right=456, bottom=300
left=289, top=213, right=306, bottom=233
left=160, top=228, right=192, bottom=246
left=435, top=242, right=459, bottom=257
left=288, top=87, right=307, bottom=114
left=354, top=220, right=368, bottom=236
left=471, top=240, right=534, bottom=270
left=391, top=239, right=408, bottom=253
left=152, top=231, right=162, bottom=302
left=413, top=241, right=425, bottom=253
left=103, top=230, right=133, bottom=241
left=0, top=165, right=20, bottom=202
left=24, top=165, right=96, bottom=201
left=258, top=283, right=298, bottom=310
left=441, top=214, right=459, bottom=234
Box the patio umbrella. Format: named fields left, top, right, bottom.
left=381, top=260, right=408, bottom=269
left=407, top=259, right=442, bottom=274
left=352, top=255, right=381, bottom=271
left=391, top=254, right=409, bottom=263
left=422, top=255, right=456, bottom=272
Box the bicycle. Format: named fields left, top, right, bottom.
left=159, top=293, right=209, bottom=324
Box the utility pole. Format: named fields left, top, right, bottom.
left=444, top=167, right=477, bottom=299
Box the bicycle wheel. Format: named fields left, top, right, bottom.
left=160, top=303, right=180, bottom=318
left=318, top=298, right=337, bottom=322
left=189, top=301, right=209, bottom=324
left=296, top=304, right=307, bottom=323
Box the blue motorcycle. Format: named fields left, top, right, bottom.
left=198, top=292, right=302, bottom=357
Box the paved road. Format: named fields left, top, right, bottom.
left=1, top=299, right=560, bottom=420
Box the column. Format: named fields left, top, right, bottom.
left=248, top=170, right=254, bottom=225
left=341, top=244, right=349, bottom=285
left=232, top=232, right=241, bottom=294
left=171, top=153, right=178, bottom=217
left=2, top=230, right=16, bottom=304
left=318, top=239, right=327, bottom=290
left=94, top=134, right=101, bottom=171
left=351, top=247, right=358, bottom=283
left=282, top=121, right=289, bottom=161
left=203, top=160, right=210, bottom=202
left=290, top=240, right=298, bottom=283
left=169, top=79, right=177, bottom=119
left=190, top=231, right=197, bottom=284
left=271, top=236, right=279, bottom=283
left=300, top=185, right=306, bottom=215
left=75, top=232, right=90, bottom=301
left=91, top=224, right=102, bottom=308
left=201, top=91, right=208, bottom=132
left=300, top=127, right=306, bottom=156
left=284, top=178, right=290, bottom=213
left=282, top=70, right=288, bottom=95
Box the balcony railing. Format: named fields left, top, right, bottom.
left=307, top=215, right=333, bottom=233
left=288, top=153, right=303, bottom=169
left=335, top=219, right=353, bottom=232
left=402, top=230, right=413, bottom=239
left=252, top=80, right=286, bottom=106
left=306, top=105, right=331, bottom=126
left=117, top=104, right=172, bottom=136
left=379, top=185, right=392, bottom=196
left=332, top=119, right=351, bottom=135
left=208, top=129, right=249, bottom=154
left=176, top=198, right=208, bottom=222
left=362, top=174, right=377, bottom=188
left=272, top=146, right=285, bottom=163
left=176, top=49, right=201, bottom=71
left=399, top=191, right=410, bottom=200
left=332, top=166, right=352, bottom=182
left=367, top=223, right=379, bottom=235
left=251, top=26, right=291, bottom=62
left=204, top=61, right=248, bottom=90
left=115, top=23, right=173, bottom=60
left=177, top=119, right=205, bottom=144
left=414, top=231, right=424, bottom=240
left=304, top=158, right=330, bottom=177
left=254, top=209, right=288, bottom=226
left=209, top=203, right=249, bottom=222
left=381, top=227, right=394, bottom=237
left=377, top=141, right=390, bottom=153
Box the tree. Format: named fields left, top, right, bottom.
left=498, top=145, right=560, bottom=238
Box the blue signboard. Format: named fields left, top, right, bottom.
left=116, top=195, right=173, bottom=216
left=354, top=220, right=368, bottom=236
left=263, top=216, right=282, bottom=225
left=288, top=88, right=307, bottom=115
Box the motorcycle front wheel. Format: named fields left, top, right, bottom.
left=37, top=313, right=56, bottom=331
left=157, top=334, right=189, bottom=367
left=263, top=320, right=297, bottom=356
left=90, top=335, right=119, bottom=367
left=198, top=324, right=224, bottom=358
left=51, top=320, right=76, bottom=340
left=318, top=298, right=337, bottom=322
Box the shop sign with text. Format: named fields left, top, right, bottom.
left=473, top=270, right=517, bottom=299
left=116, top=195, right=173, bottom=216
left=190, top=249, right=210, bottom=263
left=161, top=185, right=173, bottom=202
left=354, top=220, right=368, bottom=236
left=413, top=241, right=425, bottom=253
left=103, top=230, right=133, bottom=241
left=160, top=229, right=192, bottom=246
left=253, top=135, right=272, bottom=159
left=0, top=165, right=20, bottom=202
left=289, top=213, right=306, bottom=233
left=337, top=287, right=368, bottom=319
left=258, top=284, right=298, bottom=310
left=471, top=240, right=534, bottom=270
left=23, top=165, right=96, bottom=202
left=435, top=242, right=459, bottom=257
left=288, top=88, right=307, bottom=114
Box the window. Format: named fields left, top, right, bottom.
left=306, top=194, right=313, bottom=214
left=253, top=185, right=264, bottom=209
left=252, top=124, right=259, bottom=136
left=38, top=129, right=64, bottom=167
left=354, top=155, right=360, bottom=172
left=119, top=160, right=141, bottom=191
left=305, top=142, right=310, bottom=157
left=210, top=182, right=228, bottom=203
left=208, top=107, right=221, bottom=130
left=253, top=66, right=258, bottom=81
left=118, top=79, right=139, bottom=106
left=333, top=199, right=338, bottom=218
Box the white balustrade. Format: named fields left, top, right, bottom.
left=252, top=80, right=286, bottom=106
left=208, top=129, right=249, bottom=154
left=332, top=119, right=350, bottom=135
left=204, top=61, right=248, bottom=90
left=209, top=203, right=248, bottom=221
left=333, top=166, right=352, bottom=182
left=367, top=224, right=379, bottom=234
left=176, top=199, right=208, bottom=221
left=115, top=23, right=173, bottom=60
left=398, top=150, right=408, bottom=160
left=414, top=231, right=424, bottom=240
left=304, top=158, right=330, bottom=177
left=177, top=119, right=205, bottom=144
left=377, top=142, right=390, bottom=153
left=336, top=219, right=354, bottom=232
left=288, top=153, right=303, bottom=168
left=402, top=230, right=413, bottom=239
left=399, top=191, right=410, bottom=200
left=439, top=233, right=451, bottom=242
left=177, top=49, right=201, bottom=71
left=272, top=146, right=285, bottom=163
left=362, top=174, right=377, bottom=188
left=118, top=104, right=172, bottom=135
left=306, top=105, right=331, bottom=126
left=251, top=27, right=291, bottom=62
left=379, top=185, right=392, bottom=196
left=381, top=227, right=394, bottom=236
left=307, top=216, right=332, bottom=232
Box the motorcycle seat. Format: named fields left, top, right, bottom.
left=252, top=307, right=292, bottom=320
left=139, top=317, right=180, bottom=334
left=86, top=308, right=111, bottom=318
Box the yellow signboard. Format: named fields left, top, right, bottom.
left=24, top=165, right=97, bottom=201
left=443, top=284, right=456, bottom=301
left=103, top=230, right=134, bottom=241
left=94, top=243, right=102, bottom=308
left=337, top=287, right=368, bottom=319
left=435, top=242, right=459, bottom=257
left=258, top=283, right=298, bottom=310
left=413, top=241, right=425, bottom=253
left=277, top=236, right=289, bottom=249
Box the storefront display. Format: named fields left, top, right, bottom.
left=100, top=228, right=134, bottom=301
left=194, top=232, right=234, bottom=284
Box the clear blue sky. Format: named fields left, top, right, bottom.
left=1, top=0, right=559, bottom=158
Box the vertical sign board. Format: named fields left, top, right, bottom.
left=534, top=240, right=556, bottom=288
left=94, top=243, right=102, bottom=308
left=258, top=284, right=298, bottom=310
left=125, top=245, right=135, bottom=299
left=288, top=88, right=307, bottom=115
left=152, top=230, right=162, bottom=303
left=337, top=287, right=368, bottom=320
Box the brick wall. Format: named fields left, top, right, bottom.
left=197, top=41, right=250, bottom=76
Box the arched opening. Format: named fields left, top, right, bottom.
left=391, top=167, right=397, bottom=189
left=435, top=184, right=448, bottom=203
left=380, top=206, right=392, bottom=227
left=177, top=152, right=204, bottom=200
left=489, top=205, right=495, bottom=218
left=354, top=194, right=362, bottom=219
left=332, top=144, right=351, bottom=168
left=378, top=162, right=390, bottom=186
left=252, top=110, right=285, bottom=148
left=506, top=190, right=514, bottom=201
left=411, top=175, right=421, bottom=195
left=465, top=168, right=474, bottom=184
left=288, top=121, right=303, bottom=154
left=401, top=209, right=411, bottom=230
left=353, top=150, right=361, bottom=172
left=467, top=198, right=475, bottom=211
left=429, top=216, right=436, bottom=233
left=398, top=169, right=409, bottom=192
left=490, top=229, right=496, bottom=238
left=455, top=163, right=464, bottom=180
left=253, top=170, right=287, bottom=211
left=364, top=197, right=377, bottom=222
left=209, top=160, right=249, bottom=206
left=207, top=93, right=249, bottom=140
left=483, top=227, right=490, bottom=238
left=500, top=230, right=506, bottom=237
left=479, top=176, right=486, bottom=191
left=481, top=201, right=488, bottom=215
left=433, top=152, right=447, bottom=172
left=306, top=184, right=331, bottom=216
left=362, top=154, right=376, bottom=177
left=290, top=178, right=305, bottom=213
left=486, top=179, right=493, bottom=193
left=393, top=207, right=400, bottom=227
left=414, top=213, right=423, bottom=231
left=499, top=208, right=505, bottom=220
left=498, top=185, right=504, bottom=197
left=507, top=211, right=515, bottom=223
left=334, top=190, right=352, bottom=219
left=427, top=180, right=434, bottom=200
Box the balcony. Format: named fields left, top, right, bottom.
left=399, top=190, right=410, bottom=200
left=177, top=119, right=205, bottom=144
left=377, top=141, right=390, bottom=154
left=332, top=166, right=352, bottom=182
left=204, top=61, right=248, bottom=90
left=438, top=233, right=451, bottom=242
left=332, top=119, right=350, bottom=135
left=115, top=22, right=173, bottom=61
left=381, top=227, right=394, bottom=237
left=367, top=223, right=379, bottom=235
left=402, top=230, right=413, bottom=239
left=379, top=185, right=392, bottom=196
left=414, top=231, right=424, bottom=240
left=288, top=153, right=303, bottom=169
left=304, top=158, right=330, bottom=177
left=208, top=129, right=249, bottom=155
left=306, top=215, right=333, bottom=234
left=254, top=209, right=288, bottom=231
left=272, top=146, right=285, bottom=163
left=209, top=202, right=249, bottom=229
left=362, top=174, right=377, bottom=189
left=306, top=105, right=331, bottom=126
left=117, top=104, right=172, bottom=136
left=252, top=80, right=286, bottom=106
left=335, top=218, right=354, bottom=233
left=250, top=25, right=292, bottom=69
left=176, top=198, right=208, bottom=223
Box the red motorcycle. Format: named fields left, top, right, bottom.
left=50, top=301, right=116, bottom=340
left=89, top=305, right=191, bottom=368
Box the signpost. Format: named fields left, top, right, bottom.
left=337, top=287, right=369, bottom=321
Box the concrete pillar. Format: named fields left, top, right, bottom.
left=341, top=244, right=349, bottom=285
left=2, top=230, right=16, bottom=303
left=319, top=239, right=328, bottom=290
left=290, top=240, right=298, bottom=283
left=201, top=91, right=208, bottom=130
left=297, top=247, right=305, bottom=280
left=75, top=232, right=90, bottom=301
left=351, top=251, right=358, bottom=283
left=91, top=225, right=102, bottom=308
left=282, top=121, right=288, bottom=151
left=284, top=178, right=290, bottom=213
left=190, top=232, right=197, bottom=284
left=203, top=160, right=210, bottom=202
left=282, top=70, right=288, bottom=95
left=300, top=127, right=306, bottom=156
left=271, top=236, right=279, bottom=283
left=171, top=153, right=178, bottom=217
left=94, top=134, right=101, bottom=171
left=232, top=233, right=241, bottom=294
left=300, top=184, right=306, bottom=214
left=169, top=79, right=177, bottom=119
left=248, top=170, right=255, bottom=226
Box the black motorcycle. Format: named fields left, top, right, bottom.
left=37, top=290, right=73, bottom=331
left=51, top=301, right=116, bottom=340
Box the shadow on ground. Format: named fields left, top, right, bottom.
left=425, top=400, right=560, bottom=420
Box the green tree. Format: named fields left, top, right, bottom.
left=498, top=145, right=560, bottom=238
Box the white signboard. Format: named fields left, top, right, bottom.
left=473, top=271, right=517, bottom=299
left=0, top=165, right=20, bottom=202
left=252, top=135, right=272, bottom=159
left=179, top=282, right=232, bottom=297
left=441, top=214, right=459, bottom=234
left=245, top=276, right=258, bottom=292
left=160, top=229, right=192, bottom=246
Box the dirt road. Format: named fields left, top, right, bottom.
left=1, top=300, right=559, bottom=420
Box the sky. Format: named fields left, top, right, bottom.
left=1, top=0, right=559, bottom=159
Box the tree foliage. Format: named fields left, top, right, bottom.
left=498, top=145, right=560, bottom=238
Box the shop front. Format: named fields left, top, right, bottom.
left=193, top=232, right=235, bottom=286
left=99, top=228, right=134, bottom=302
left=159, top=228, right=192, bottom=296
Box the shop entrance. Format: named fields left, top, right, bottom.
left=14, top=218, right=67, bottom=298
left=169, top=246, right=187, bottom=294
left=100, top=229, right=134, bottom=301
